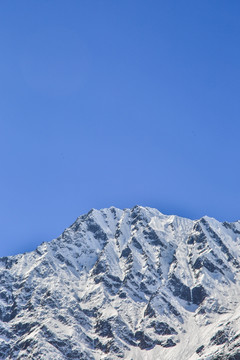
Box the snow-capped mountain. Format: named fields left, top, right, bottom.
left=1, top=206, right=240, bottom=359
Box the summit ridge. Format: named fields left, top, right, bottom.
left=1, top=206, right=240, bottom=359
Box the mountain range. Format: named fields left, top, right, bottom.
left=1, top=206, right=240, bottom=359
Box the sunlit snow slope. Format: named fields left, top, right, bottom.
left=1, top=206, right=240, bottom=359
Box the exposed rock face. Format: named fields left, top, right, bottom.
left=0, top=206, right=240, bottom=359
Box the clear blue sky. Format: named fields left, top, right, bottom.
left=1, top=1, right=240, bottom=257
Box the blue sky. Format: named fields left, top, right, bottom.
left=1, top=1, right=240, bottom=256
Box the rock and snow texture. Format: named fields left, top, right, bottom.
left=1, top=206, right=240, bottom=359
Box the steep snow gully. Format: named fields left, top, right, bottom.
left=1, top=206, right=240, bottom=359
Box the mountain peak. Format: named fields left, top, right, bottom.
left=0, top=207, right=240, bottom=359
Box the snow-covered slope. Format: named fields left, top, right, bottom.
left=1, top=206, right=240, bottom=359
